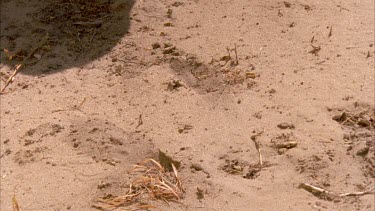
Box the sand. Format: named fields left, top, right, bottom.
left=1, top=0, right=374, bottom=210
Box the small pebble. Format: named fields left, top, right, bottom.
left=277, top=122, right=295, bottom=129
left=152, top=42, right=161, bottom=49
left=163, top=46, right=176, bottom=54
left=356, top=147, right=369, bottom=156
left=358, top=118, right=371, bottom=127
left=191, top=164, right=203, bottom=171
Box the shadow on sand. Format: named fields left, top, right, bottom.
left=0, top=0, right=135, bottom=75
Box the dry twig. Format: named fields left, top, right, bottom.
left=52, top=97, right=87, bottom=113
left=339, top=190, right=375, bottom=197
left=299, top=183, right=375, bottom=199
left=299, top=183, right=333, bottom=195
left=328, top=26, right=333, bottom=38
left=75, top=97, right=87, bottom=110
left=0, top=64, right=23, bottom=94
left=0, top=34, right=49, bottom=94
left=136, top=114, right=143, bottom=129
left=308, top=44, right=321, bottom=56
left=234, top=43, right=239, bottom=65
left=251, top=130, right=264, bottom=170
left=12, top=195, right=20, bottom=211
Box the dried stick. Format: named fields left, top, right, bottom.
left=251, top=131, right=264, bottom=170
left=72, top=20, right=102, bottom=27
left=299, top=183, right=333, bottom=195
left=12, top=195, right=20, bottom=211
left=0, top=34, right=49, bottom=94
left=89, top=30, right=97, bottom=43
left=0, top=64, right=23, bottom=93
left=24, top=34, right=49, bottom=62
left=234, top=43, right=239, bottom=65
left=75, top=97, right=87, bottom=110
left=52, top=97, right=87, bottom=112
left=299, top=183, right=375, bottom=198
left=328, top=26, right=333, bottom=38
left=253, top=140, right=262, bottom=170
left=136, top=114, right=143, bottom=128
left=226, top=47, right=231, bottom=60
left=339, top=190, right=374, bottom=197
left=172, top=163, right=184, bottom=192
left=311, top=36, right=315, bottom=43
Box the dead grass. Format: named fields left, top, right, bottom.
left=93, top=159, right=185, bottom=210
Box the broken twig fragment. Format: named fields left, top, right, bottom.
left=309, top=45, right=321, bottom=56
left=1, top=33, right=49, bottom=94
left=234, top=43, right=239, bottom=65
left=75, top=97, right=86, bottom=110
left=136, top=114, right=143, bottom=128
left=0, top=64, right=22, bottom=94
left=12, top=195, right=20, bottom=211
left=339, top=190, right=375, bottom=197
left=299, top=183, right=332, bottom=195
left=328, top=26, right=333, bottom=38
left=251, top=130, right=264, bottom=170
left=276, top=141, right=298, bottom=149
left=299, top=183, right=375, bottom=199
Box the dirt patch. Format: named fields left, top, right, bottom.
left=66, top=118, right=155, bottom=166
left=330, top=102, right=375, bottom=178
left=221, top=159, right=272, bottom=179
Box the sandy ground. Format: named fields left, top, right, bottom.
left=1, top=0, right=374, bottom=210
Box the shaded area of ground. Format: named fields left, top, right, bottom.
left=1, top=0, right=374, bottom=210
left=0, top=0, right=135, bottom=75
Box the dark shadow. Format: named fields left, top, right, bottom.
left=0, top=0, right=135, bottom=75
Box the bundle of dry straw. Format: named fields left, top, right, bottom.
left=94, top=159, right=184, bottom=210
